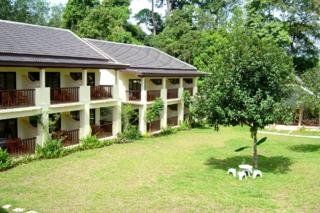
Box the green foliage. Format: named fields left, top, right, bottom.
left=48, top=3, right=64, bottom=27
left=135, top=8, right=163, bottom=34
left=116, top=125, right=141, bottom=143
left=121, top=104, right=138, bottom=130
left=62, top=0, right=99, bottom=31
left=0, top=148, right=12, bottom=170
left=146, top=98, right=164, bottom=123
left=177, top=121, right=191, bottom=131
left=36, top=139, right=64, bottom=159
left=81, top=135, right=102, bottom=149
left=158, top=126, right=176, bottom=136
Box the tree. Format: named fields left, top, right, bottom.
left=12, top=0, right=50, bottom=25
left=62, top=0, right=99, bottom=31
left=76, top=0, right=141, bottom=43
left=0, top=0, right=12, bottom=20
left=247, top=0, right=320, bottom=75
left=48, top=4, right=64, bottom=27
left=134, top=8, right=163, bottom=34
left=193, top=19, right=294, bottom=169
left=146, top=98, right=164, bottom=130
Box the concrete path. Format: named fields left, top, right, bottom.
left=259, top=131, right=320, bottom=139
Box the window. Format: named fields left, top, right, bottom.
left=184, top=78, right=193, bottom=84
left=169, top=79, right=179, bottom=85
left=151, top=79, right=162, bottom=85
left=87, top=73, right=95, bottom=86
left=70, top=111, right=80, bottom=121
left=90, top=109, right=96, bottom=125
left=70, top=72, right=82, bottom=81
left=0, top=119, right=17, bottom=139
left=28, top=72, right=40, bottom=81
left=0, top=72, right=16, bottom=90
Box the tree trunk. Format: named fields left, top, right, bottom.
left=151, top=0, right=156, bottom=36
left=252, top=128, right=258, bottom=169
left=298, top=106, right=304, bottom=127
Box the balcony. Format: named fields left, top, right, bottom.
left=147, top=90, right=161, bottom=101
left=127, top=90, right=141, bottom=101
left=184, top=87, right=193, bottom=96
left=52, top=129, right=79, bottom=146
left=90, top=85, right=112, bottom=100
left=91, top=122, right=113, bottom=138
left=0, top=137, right=36, bottom=156
left=147, top=120, right=161, bottom=132
left=167, top=116, right=178, bottom=127
left=167, top=89, right=179, bottom=99
left=50, top=87, right=79, bottom=104
left=0, top=89, right=35, bottom=109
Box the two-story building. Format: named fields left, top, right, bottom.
left=85, top=39, right=204, bottom=134
left=0, top=20, right=204, bottom=156
left=0, top=20, right=126, bottom=155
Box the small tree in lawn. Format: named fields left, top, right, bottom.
left=194, top=19, right=294, bottom=169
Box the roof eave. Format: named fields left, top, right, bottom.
left=0, top=61, right=129, bottom=69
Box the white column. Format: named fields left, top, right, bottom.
left=141, top=77, right=147, bottom=103
left=40, top=68, right=46, bottom=88
left=178, top=77, right=184, bottom=98
left=80, top=105, right=91, bottom=137
left=139, top=105, right=147, bottom=134
left=95, top=108, right=100, bottom=125
left=193, top=77, right=198, bottom=95
left=82, top=69, right=88, bottom=86
left=161, top=77, right=168, bottom=129
left=112, top=103, right=122, bottom=136
left=178, top=103, right=184, bottom=124
left=113, top=70, right=120, bottom=99
left=37, top=112, right=49, bottom=145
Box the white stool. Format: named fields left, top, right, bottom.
left=227, top=168, right=237, bottom=177
left=253, top=170, right=262, bottom=179
left=238, top=171, right=247, bottom=180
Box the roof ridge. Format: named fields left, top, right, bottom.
left=85, top=38, right=148, bottom=49
left=83, top=38, right=119, bottom=63
left=148, top=46, right=197, bottom=70
left=0, top=19, right=70, bottom=32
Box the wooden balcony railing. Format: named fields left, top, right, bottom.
left=1, top=137, right=36, bottom=156
left=52, top=129, right=79, bottom=147
left=147, top=119, right=161, bottom=132
left=184, top=87, right=193, bottom=96
left=91, top=85, right=112, bottom=100
left=127, top=90, right=141, bottom=101
left=167, top=116, right=178, bottom=126
left=50, top=87, right=79, bottom=104
left=167, top=89, right=179, bottom=99
left=147, top=90, right=161, bottom=101
left=0, top=89, right=35, bottom=109
left=91, top=122, right=113, bottom=138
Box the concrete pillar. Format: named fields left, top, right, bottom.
left=82, top=69, right=88, bottom=86
left=79, top=85, right=91, bottom=138
left=113, top=71, right=120, bottom=99
left=178, top=77, right=184, bottom=99
left=178, top=103, right=184, bottom=124
left=139, top=105, right=147, bottom=134
left=40, top=68, right=46, bottom=88
left=37, top=112, right=49, bottom=145
left=141, top=77, right=147, bottom=104
left=193, top=77, right=198, bottom=95
left=95, top=108, right=100, bottom=125
left=161, top=77, right=168, bottom=128
left=112, top=103, right=122, bottom=136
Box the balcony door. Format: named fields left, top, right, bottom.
left=45, top=72, right=60, bottom=88
left=0, top=72, right=16, bottom=90
left=0, top=119, right=17, bottom=139
left=129, top=79, right=141, bottom=91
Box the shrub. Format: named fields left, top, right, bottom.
left=159, top=126, right=176, bottom=136
left=177, top=121, right=191, bottom=131
left=36, top=139, right=64, bottom=159
left=115, top=125, right=141, bottom=143
left=0, top=148, right=12, bottom=170
left=81, top=135, right=102, bottom=149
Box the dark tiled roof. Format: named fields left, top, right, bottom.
left=85, top=39, right=200, bottom=75
left=0, top=20, right=126, bottom=68
left=126, top=68, right=206, bottom=77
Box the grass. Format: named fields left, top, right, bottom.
left=1, top=126, right=320, bottom=212
left=263, top=128, right=320, bottom=136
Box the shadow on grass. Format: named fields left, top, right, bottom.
left=289, top=144, right=320, bottom=153
left=205, top=155, right=292, bottom=174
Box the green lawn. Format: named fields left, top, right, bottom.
left=1, top=127, right=320, bottom=212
